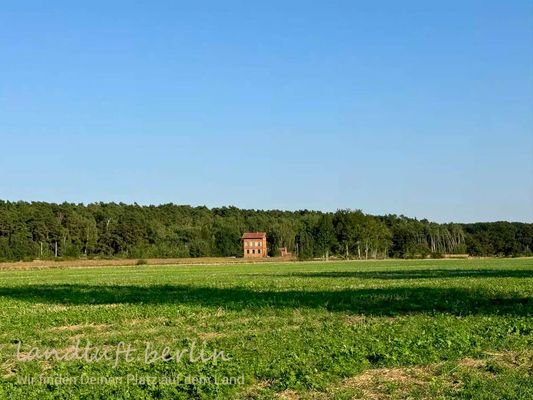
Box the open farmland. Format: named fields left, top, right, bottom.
left=0, top=258, right=532, bottom=399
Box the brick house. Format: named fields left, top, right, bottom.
left=242, top=232, right=267, bottom=258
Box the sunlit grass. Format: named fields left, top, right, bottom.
left=0, top=258, right=532, bottom=399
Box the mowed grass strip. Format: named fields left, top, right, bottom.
left=0, top=258, right=531, bottom=399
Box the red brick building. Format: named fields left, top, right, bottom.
left=242, top=232, right=267, bottom=258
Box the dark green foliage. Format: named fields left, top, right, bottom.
left=0, top=201, right=531, bottom=261
left=315, top=214, right=337, bottom=260
left=464, top=222, right=532, bottom=257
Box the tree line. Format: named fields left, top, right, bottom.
left=0, top=201, right=531, bottom=261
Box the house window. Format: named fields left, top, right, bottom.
left=246, top=249, right=250, bottom=254
left=258, top=242, right=261, bottom=246
left=252, top=249, right=255, bottom=254
left=258, top=249, right=261, bottom=254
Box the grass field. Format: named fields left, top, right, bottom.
left=0, top=258, right=532, bottom=399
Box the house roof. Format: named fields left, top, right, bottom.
left=242, top=232, right=267, bottom=239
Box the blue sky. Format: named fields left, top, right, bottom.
left=1, top=1, right=532, bottom=222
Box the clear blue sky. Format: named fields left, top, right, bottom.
left=1, top=1, right=532, bottom=223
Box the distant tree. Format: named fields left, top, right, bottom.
left=213, top=225, right=241, bottom=257
left=315, top=214, right=336, bottom=261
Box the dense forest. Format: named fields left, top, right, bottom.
left=0, top=201, right=531, bottom=261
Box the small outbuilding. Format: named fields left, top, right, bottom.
left=242, top=232, right=267, bottom=258
left=279, top=247, right=292, bottom=257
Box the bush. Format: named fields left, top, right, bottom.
left=136, top=259, right=148, bottom=265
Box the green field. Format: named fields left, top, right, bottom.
left=0, top=258, right=532, bottom=399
